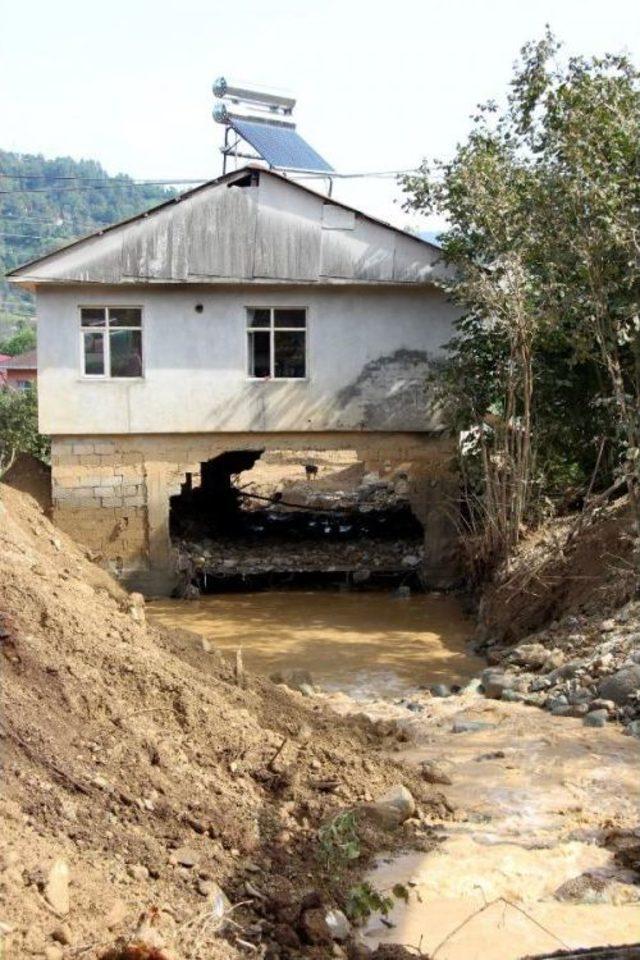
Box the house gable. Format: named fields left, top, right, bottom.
left=8, top=168, right=446, bottom=288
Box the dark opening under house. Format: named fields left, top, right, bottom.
left=169, top=449, right=425, bottom=593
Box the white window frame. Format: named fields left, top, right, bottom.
left=79, top=306, right=144, bottom=380
left=246, top=306, right=308, bottom=381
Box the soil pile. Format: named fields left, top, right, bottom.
left=0, top=484, right=445, bottom=960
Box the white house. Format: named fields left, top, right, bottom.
left=9, top=165, right=459, bottom=592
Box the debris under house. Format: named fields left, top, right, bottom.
left=170, top=449, right=425, bottom=592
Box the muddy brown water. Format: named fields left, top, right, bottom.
left=149, top=590, right=483, bottom=699
left=149, top=590, right=640, bottom=958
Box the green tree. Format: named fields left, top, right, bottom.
left=0, top=319, right=36, bottom=356
left=0, top=386, right=49, bottom=476
left=403, top=30, right=640, bottom=577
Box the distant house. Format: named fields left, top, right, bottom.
left=0, top=349, right=38, bottom=390
left=8, top=165, right=459, bottom=592
left=0, top=354, right=10, bottom=386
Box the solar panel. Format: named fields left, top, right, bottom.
left=231, top=119, right=333, bottom=173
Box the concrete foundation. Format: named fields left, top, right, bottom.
left=51, top=432, right=460, bottom=595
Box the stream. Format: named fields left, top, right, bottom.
left=149, top=591, right=640, bottom=958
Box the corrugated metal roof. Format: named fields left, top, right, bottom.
left=231, top=119, right=333, bottom=172
left=1, top=349, right=37, bottom=369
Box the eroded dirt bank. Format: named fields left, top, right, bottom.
left=0, top=484, right=446, bottom=960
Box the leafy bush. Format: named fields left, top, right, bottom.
left=0, top=385, right=49, bottom=476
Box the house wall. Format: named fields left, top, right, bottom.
left=50, top=432, right=459, bottom=594
left=36, top=283, right=457, bottom=435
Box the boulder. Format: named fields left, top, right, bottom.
left=360, top=784, right=416, bottom=829
left=420, top=761, right=452, bottom=785
left=554, top=873, right=609, bottom=903
left=599, top=665, right=640, bottom=706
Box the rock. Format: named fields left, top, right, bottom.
left=584, top=709, right=608, bottom=727
left=554, top=873, right=609, bottom=903
left=196, top=880, right=230, bottom=919
left=511, top=643, right=548, bottom=669
left=430, top=684, right=451, bottom=698
left=105, top=898, right=128, bottom=930
left=401, top=555, right=420, bottom=567
left=300, top=907, right=332, bottom=944
left=530, top=676, right=552, bottom=692
left=325, top=908, right=350, bottom=941
left=420, top=761, right=452, bottom=785
left=599, top=665, right=640, bottom=705
left=127, top=863, right=150, bottom=881
left=452, top=719, right=494, bottom=734
left=501, top=689, right=524, bottom=702
left=543, top=650, right=566, bottom=672
left=360, top=784, right=415, bottom=830
left=51, top=924, right=72, bottom=946
left=481, top=669, right=514, bottom=700
left=45, top=859, right=70, bottom=916
left=601, top=619, right=617, bottom=632
left=270, top=669, right=316, bottom=696
left=627, top=719, right=640, bottom=738
left=170, top=846, right=199, bottom=868
left=393, top=585, right=411, bottom=599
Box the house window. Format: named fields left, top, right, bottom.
left=247, top=307, right=306, bottom=379
left=80, top=307, right=142, bottom=378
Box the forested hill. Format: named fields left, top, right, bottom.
left=0, top=150, right=176, bottom=333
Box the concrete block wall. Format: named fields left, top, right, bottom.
left=51, top=433, right=459, bottom=592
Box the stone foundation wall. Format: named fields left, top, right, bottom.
left=51, top=433, right=458, bottom=593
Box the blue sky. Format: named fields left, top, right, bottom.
left=1, top=0, right=639, bottom=229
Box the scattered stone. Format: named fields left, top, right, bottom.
left=554, top=873, right=609, bottom=903
left=511, top=643, right=549, bottom=669
left=599, top=665, right=640, bottom=706
left=430, top=684, right=451, bottom=698
left=45, top=859, right=70, bottom=916
left=300, top=907, right=332, bottom=944
left=325, top=908, right=350, bottom=941
left=481, top=668, right=515, bottom=700
left=501, top=689, right=524, bottom=702
left=360, top=784, right=415, bottom=829
left=452, top=719, right=494, bottom=734
left=584, top=709, right=608, bottom=727
left=270, top=669, right=316, bottom=697
left=127, top=862, right=150, bottom=881
left=169, top=846, right=199, bottom=868
left=420, top=760, right=452, bottom=785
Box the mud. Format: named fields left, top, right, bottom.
left=148, top=591, right=483, bottom=699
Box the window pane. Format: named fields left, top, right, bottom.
left=248, top=330, right=271, bottom=377
left=109, top=307, right=141, bottom=328
left=274, top=308, right=306, bottom=328
left=247, top=308, right=270, bottom=328
left=110, top=329, right=143, bottom=377
left=83, top=331, right=105, bottom=374
left=81, top=307, right=106, bottom=328
left=274, top=331, right=305, bottom=378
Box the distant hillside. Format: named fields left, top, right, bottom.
left=0, top=150, right=176, bottom=333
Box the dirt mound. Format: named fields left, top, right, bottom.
left=478, top=498, right=638, bottom=645
left=0, top=484, right=444, bottom=960
left=3, top=453, right=52, bottom=513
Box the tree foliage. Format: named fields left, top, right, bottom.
left=0, top=150, right=175, bottom=327
left=403, top=30, right=640, bottom=578
left=0, top=386, right=49, bottom=476
left=0, top=319, right=37, bottom=356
